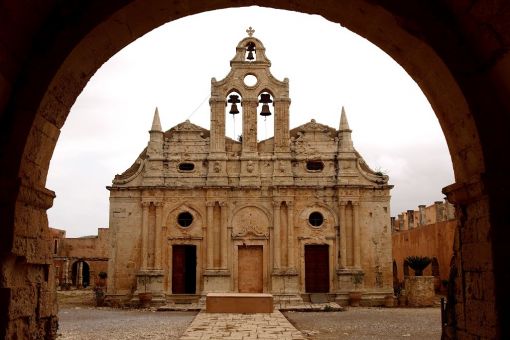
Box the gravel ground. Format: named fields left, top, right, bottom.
left=284, top=307, right=441, bottom=340
left=57, top=307, right=197, bottom=340
left=56, top=291, right=441, bottom=340
left=57, top=306, right=441, bottom=339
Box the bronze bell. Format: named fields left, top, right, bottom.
left=259, top=93, right=272, bottom=117
left=227, top=94, right=240, bottom=114
left=260, top=103, right=271, bottom=117
left=229, top=103, right=239, bottom=114
left=246, top=42, right=255, bottom=61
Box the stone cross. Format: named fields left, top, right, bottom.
left=246, top=26, right=255, bottom=37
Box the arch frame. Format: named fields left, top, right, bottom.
left=0, top=1, right=508, bottom=339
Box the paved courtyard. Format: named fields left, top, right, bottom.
left=57, top=306, right=441, bottom=339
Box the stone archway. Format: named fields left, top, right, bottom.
left=1, top=1, right=509, bottom=339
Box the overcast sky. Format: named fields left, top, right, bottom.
left=46, top=7, right=454, bottom=237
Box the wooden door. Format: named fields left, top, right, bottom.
left=172, top=245, right=196, bottom=294
left=238, top=246, right=263, bottom=293
left=305, top=244, right=330, bottom=293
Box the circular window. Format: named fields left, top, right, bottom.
left=244, top=74, right=258, bottom=87
left=177, top=212, right=193, bottom=227
left=309, top=212, right=324, bottom=227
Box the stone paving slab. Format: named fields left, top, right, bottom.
left=179, top=310, right=306, bottom=339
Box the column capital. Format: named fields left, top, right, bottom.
left=153, top=201, right=164, bottom=207
left=272, top=200, right=282, bottom=207
left=218, top=201, right=227, bottom=207
left=273, top=97, right=291, bottom=104
left=206, top=201, right=216, bottom=207
left=338, top=200, right=348, bottom=207
left=284, top=200, right=294, bottom=208
left=141, top=201, right=151, bottom=207
left=241, top=98, right=258, bottom=106
left=209, top=97, right=227, bottom=104
left=442, top=176, right=485, bottom=205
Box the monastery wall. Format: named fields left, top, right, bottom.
left=392, top=201, right=456, bottom=291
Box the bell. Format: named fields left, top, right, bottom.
left=259, top=93, right=272, bottom=104
left=246, top=42, right=256, bottom=61
left=227, top=94, right=240, bottom=115
left=229, top=103, right=239, bottom=115
left=260, top=103, right=271, bottom=117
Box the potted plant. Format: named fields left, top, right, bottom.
left=405, top=256, right=432, bottom=276
left=348, top=272, right=364, bottom=307
left=138, top=276, right=152, bottom=308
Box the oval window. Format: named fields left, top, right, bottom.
left=178, top=162, right=195, bottom=171
left=309, top=212, right=324, bottom=227
left=177, top=212, right=193, bottom=227
left=244, top=74, right=258, bottom=87
left=306, top=161, right=324, bottom=171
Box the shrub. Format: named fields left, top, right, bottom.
left=405, top=256, right=432, bottom=276
left=98, top=271, right=107, bottom=279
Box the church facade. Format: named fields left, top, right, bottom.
left=106, top=30, right=393, bottom=306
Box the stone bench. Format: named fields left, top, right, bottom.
left=205, top=293, right=274, bottom=313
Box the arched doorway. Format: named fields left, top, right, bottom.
left=71, top=261, right=90, bottom=288
left=0, top=2, right=508, bottom=339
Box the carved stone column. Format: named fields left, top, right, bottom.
left=352, top=202, right=361, bottom=268
left=241, top=98, right=258, bottom=154
left=220, top=201, right=228, bottom=269
left=339, top=201, right=347, bottom=268
left=154, top=202, right=163, bottom=269
left=64, top=259, right=69, bottom=285
left=209, top=97, right=226, bottom=152
left=273, top=200, right=281, bottom=270
left=286, top=201, right=295, bottom=269
left=206, top=201, right=215, bottom=269
left=273, top=98, right=291, bottom=152
left=141, top=201, right=150, bottom=269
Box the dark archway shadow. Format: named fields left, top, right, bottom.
left=1, top=2, right=509, bottom=339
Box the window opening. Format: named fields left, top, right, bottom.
left=178, top=162, right=195, bottom=171
left=306, top=160, right=324, bottom=171
left=177, top=212, right=193, bottom=227
left=309, top=211, right=324, bottom=227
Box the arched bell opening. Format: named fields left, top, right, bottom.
left=257, top=91, right=274, bottom=141
left=225, top=91, right=243, bottom=142
left=245, top=41, right=256, bottom=62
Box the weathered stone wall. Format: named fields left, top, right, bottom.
left=404, top=276, right=435, bottom=307
left=51, top=228, right=109, bottom=289
left=392, top=218, right=456, bottom=283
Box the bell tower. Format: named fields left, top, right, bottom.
left=207, top=27, right=293, bottom=186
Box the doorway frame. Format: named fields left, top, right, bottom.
left=232, top=239, right=268, bottom=293
left=167, top=238, right=202, bottom=295
left=299, top=240, right=334, bottom=293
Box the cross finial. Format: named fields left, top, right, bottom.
left=246, top=26, right=255, bottom=37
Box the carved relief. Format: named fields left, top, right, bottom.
left=232, top=206, right=269, bottom=238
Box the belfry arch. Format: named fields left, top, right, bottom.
left=0, top=2, right=508, bottom=339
